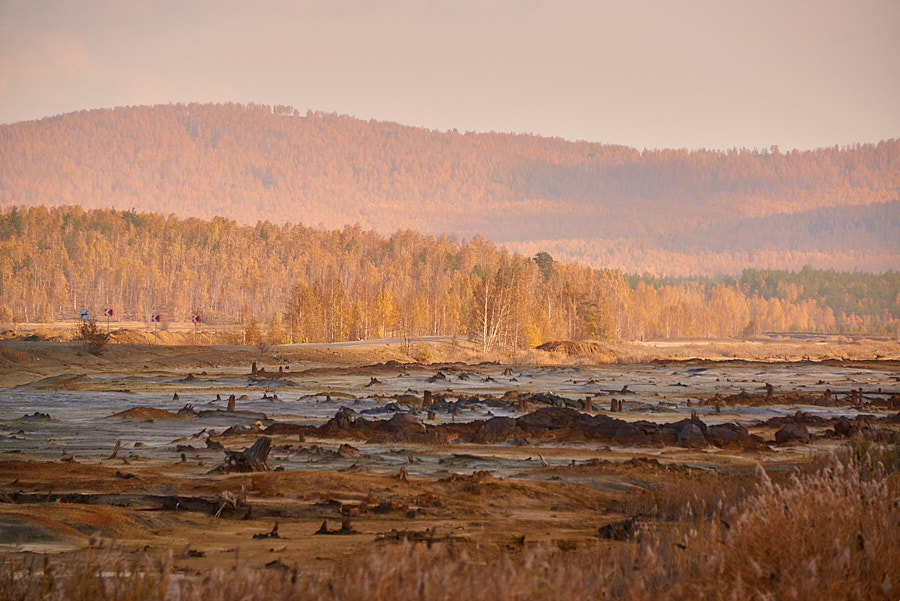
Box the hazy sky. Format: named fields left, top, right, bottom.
left=1, top=0, right=897, bottom=150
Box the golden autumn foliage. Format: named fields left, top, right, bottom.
left=0, top=207, right=895, bottom=347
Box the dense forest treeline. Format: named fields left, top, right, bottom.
left=2, top=103, right=898, bottom=275
left=1, top=207, right=896, bottom=346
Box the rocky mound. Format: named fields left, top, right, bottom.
left=107, top=406, right=185, bottom=420
left=301, top=406, right=766, bottom=449
left=536, top=341, right=617, bottom=362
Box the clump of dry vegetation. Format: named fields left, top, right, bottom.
left=3, top=447, right=897, bottom=601
left=76, top=319, right=110, bottom=356
left=0, top=540, right=172, bottom=601
left=618, top=466, right=755, bottom=523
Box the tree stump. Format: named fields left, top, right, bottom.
left=598, top=517, right=637, bottom=541
left=108, top=439, right=122, bottom=460
left=224, top=436, right=272, bottom=472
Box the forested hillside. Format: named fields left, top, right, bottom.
left=1, top=207, right=895, bottom=345
left=1, top=103, right=897, bottom=275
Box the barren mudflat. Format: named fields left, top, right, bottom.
left=1, top=337, right=898, bottom=599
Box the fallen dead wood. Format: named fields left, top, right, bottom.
left=2, top=491, right=237, bottom=516
left=374, top=527, right=469, bottom=545
left=0, top=490, right=316, bottom=520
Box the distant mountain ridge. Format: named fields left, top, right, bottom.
left=1, top=103, right=897, bottom=275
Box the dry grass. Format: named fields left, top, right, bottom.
left=716, top=461, right=897, bottom=600
left=619, top=467, right=756, bottom=524
left=1, top=540, right=172, bottom=601
left=0, top=346, right=33, bottom=364
left=3, top=449, right=897, bottom=601
left=609, top=337, right=900, bottom=363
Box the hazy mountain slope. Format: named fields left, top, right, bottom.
left=669, top=200, right=900, bottom=252
left=1, top=103, right=897, bottom=274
